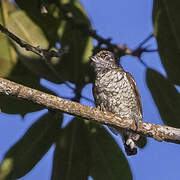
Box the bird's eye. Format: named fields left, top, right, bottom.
left=104, top=54, right=110, bottom=61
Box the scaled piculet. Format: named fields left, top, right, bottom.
left=91, top=50, right=142, bottom=155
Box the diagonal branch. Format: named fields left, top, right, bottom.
left=0, top=24, right=65, bottom=59
left=0, top=77, right=180, bottom=144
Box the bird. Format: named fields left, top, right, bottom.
left=90, top=50, right=143, bottom=156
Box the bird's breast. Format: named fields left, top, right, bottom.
left=93, top=70, right=141, bottom=119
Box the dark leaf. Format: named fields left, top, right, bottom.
left=0, top=94, right=42, bottom=115
left=0, top=61, right=54, bottom=115
left=0, top=112, right=61, bottom=180
left=55, top=1, right=93, bottom=83
left=51, top=119, right=90, bottom=180
left=136, top=136, right=147, bottom=149
left=89, top=125, right=132, bottom=180
left=146, top=68, right=180, bottom=127
left=52, top=119, right=132, bottom=180
left=153, top=0, right=180, bottom=85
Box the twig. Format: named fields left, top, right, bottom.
left=131, top=34, right=157, bottom=58
left=0, top=77, right=180, bottom=144
left=0, top=24, right=64, bottom=59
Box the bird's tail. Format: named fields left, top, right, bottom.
left=123, top=131, right=140, bottom=156
left=109, top=127, right=140, bottom=156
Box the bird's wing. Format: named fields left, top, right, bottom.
left=126, top=72, right=143, bottom=115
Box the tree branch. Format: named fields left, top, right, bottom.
left=0, top=24, right=66, bottom=59
left=0, top=77, right=180, bottom=144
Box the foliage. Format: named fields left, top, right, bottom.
left=149, top=0, right=180, bottom=127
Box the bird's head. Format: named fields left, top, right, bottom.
left=90, top=50, right=119, bottom=73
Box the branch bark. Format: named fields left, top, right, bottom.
left=0, top=77, right=180, bottom=144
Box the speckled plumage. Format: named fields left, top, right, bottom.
left=91, top=50, right=142, bottom=156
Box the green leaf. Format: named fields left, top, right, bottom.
left=0, top=112, right=61, bottom=180
left=146, top=68, right=180, bottom=127
left=15, top=0, right=60, bottom=46
left=153, top=0, right=180, bottom=85
left=7, top=10, right=49, bottom=57
left=89, top=125, right=132, bottom=180
left=12, top=0, right=64, bottom=83
left=0, top=0, right=17, bottom=78
left=51, top=119, right=90, bottom=180
left=6, top=9, right=62, bottom=83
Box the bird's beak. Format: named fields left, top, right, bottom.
left=90, top=56, right=98, bottom=63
